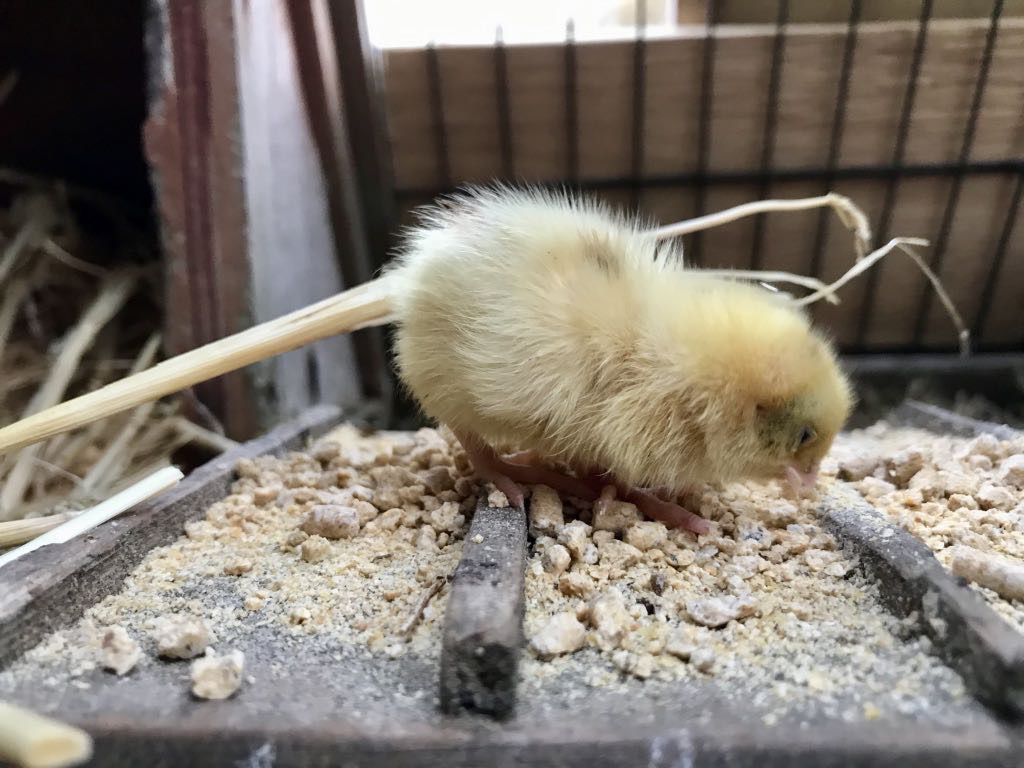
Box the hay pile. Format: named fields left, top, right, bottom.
left=0, top=184, right=233, bottom=523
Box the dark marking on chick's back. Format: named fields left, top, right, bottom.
left=583, top=237, right=620, bottom=277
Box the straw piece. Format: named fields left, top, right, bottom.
left=0, top=276, right=395, bottom=455
left=79, top=333, right=163, bottom=493
left=0, top=273, right=36, bottom=363
left=28, top=458, right=83, bottom=488
left=790, top=237, right=971, bottom=357
left=653, top=192, right=872, bottom=258
left=0, top=513, right=72, bottom=549
left=0, top=466, right=183, bottom=570
left=0, top=194, right=56, bottom=288
left=0, top=71, right=18, bottom=108
left=173, top=417, right=240, bottom=455
left=696, top=269, right=841, bottom=304
left=0, top=271, right=137, bottom=517
left=0, top=701, right=92, bottom=768
left=41, top=239, right=108, bottom=279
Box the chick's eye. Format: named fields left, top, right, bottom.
left=798, top=426, right=816, bottom=447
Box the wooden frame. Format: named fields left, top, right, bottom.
left=3, top=402, right=1024, bottom=765
left=144, top=0, right=392, bottom=441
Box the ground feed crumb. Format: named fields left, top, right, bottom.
left=1, top=425, right=473, bottom=693
left=190, top=648, right=245, bottom=700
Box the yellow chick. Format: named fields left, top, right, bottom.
left=388, top=186, right=854, bottom=530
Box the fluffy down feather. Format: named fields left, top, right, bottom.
left=386, top=186, right=854, bottom=491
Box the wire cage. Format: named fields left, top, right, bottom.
left=377, top=0, right=1022, bottom=347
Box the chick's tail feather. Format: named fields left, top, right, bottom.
left=0, top=276, right=399, bottom=455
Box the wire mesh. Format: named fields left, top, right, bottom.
left=364, top=0, right=1023, bottom=354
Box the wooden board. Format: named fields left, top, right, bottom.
left=382, top=18, right=1024, bottom=189
left=439, top=501, right=527, bottom=718
left=0, top=404, right=342, bottom=668
left=3, top=405, right=1024, bottom=767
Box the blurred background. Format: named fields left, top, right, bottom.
left=0, top=0, right=1022, bottom=519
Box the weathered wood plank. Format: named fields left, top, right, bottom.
left=382, top=18, right=1024, bottom=189
left=890, top=398, right=1022, bottom=440
left=439, top=499, right=527, bottom=719
left=823, top=397, right=1024, bottom=718
left=820, top=483, right=1024, bottom=718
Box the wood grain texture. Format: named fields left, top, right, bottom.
left=4, top=405, right=1024, bottom=765
left=382, top=18, right=1023, bottom=353
left=382, top=18, right=1024, bottom=188
left=439, top=500, right=527, bottom=719
left=821, top=483, right=1024, bottom=719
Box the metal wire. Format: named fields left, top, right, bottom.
left=396, top=159, right=1024, bottom=200
left=975, top=171, right=1024, bottom=342
left=564, top=19, right=579, bottom=183
left=856, top=0, right=934, bottom=345
left=425, top=42, right=452, bottom=189
left=629, top=0, right=647, bottom=212
left=387, top=6, right=1022, bottom=354
left=750, top=0, right=790, bottom=270
left=494, top=26, right=515, bottom=179
left=691, top=0, right=720, bottom=267
left=808, top=0, right=862, bottom=283
left=911, top=0, right=1004, bottom=344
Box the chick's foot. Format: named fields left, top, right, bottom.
left=457, top=434, right=597, bottom=508
left=622, top=487, right=710, bottom=535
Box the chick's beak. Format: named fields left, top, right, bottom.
left=784, top=463, right=819, bottom=495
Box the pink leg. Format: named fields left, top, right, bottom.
left=460, top=434, right=709, bottom=533
left=457, top=433, right=597, bottom=508
left=623, top=487, right=710, bottom=535
left=503, top=449, right=542, bottom=466
left=573, top=468, right=707, bottom=535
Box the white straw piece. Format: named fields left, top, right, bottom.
left=0, top=701, right=92, bottom=768
left=653, top=192, right=872, bottom=258
left=0, top=465, right=183, bottom=570
left=696, top=269, right=842, bottom=304
left=788, top=237, right=971, bottom=357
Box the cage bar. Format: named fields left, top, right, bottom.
left=493, top=27, right=515, bottom=179
left=425, top=42, right=453, bottom=190
left=856, top=0, right=934, bottom=345
left=749, top=0, right=790, bottom=270
left=912, top=0, right=1005, bottom=345
left=690, top=0, right=720, bottom=266
left=808, top=0, right=862, bottom=285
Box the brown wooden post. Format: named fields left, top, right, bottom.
left=143, top=0, right=378, bottom=439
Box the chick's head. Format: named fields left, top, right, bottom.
left=647, top=278, right=854, bottom=492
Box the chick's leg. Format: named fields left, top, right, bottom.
left=455, top=433, right=596, bottom=508
left=494, top=450, right=709, bottom=534
left=623, top=488, right=710, bottom=535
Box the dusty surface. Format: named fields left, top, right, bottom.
left=0, top=425, right=471, bottom=700
left=517, top=479, right=972, bottom=725
left=0, top=422, right=989, bottom=732
left=831, top=423, right=1024, bottom=633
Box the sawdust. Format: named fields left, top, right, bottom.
left=831, top=423, right=1024, bottom=632
left=517, top=479, right=966, bottom=722
left=1, top=425, right=471, bottom=686
left=0, top=422, right=975, bottom=723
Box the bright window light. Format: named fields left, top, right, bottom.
left=362, top=0, right=677, bottom=48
